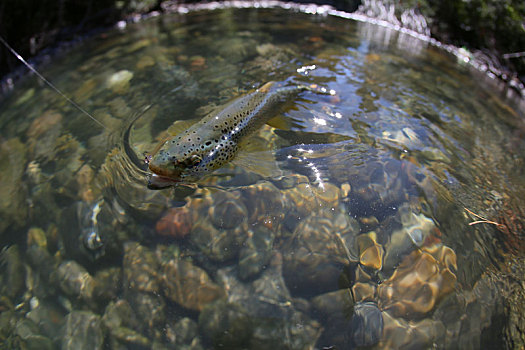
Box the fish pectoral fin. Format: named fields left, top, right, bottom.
left=233, top=136, right=282, bottom=178
left=166, top=118, right=200, bottom=136
left=266, top=115, right=293, bottom=131
left=232, top=149, right=283, bottom=179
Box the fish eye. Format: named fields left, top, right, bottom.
left=184, top=154, right=202, bottom=167
left=190, top=154, right=202, bottom=165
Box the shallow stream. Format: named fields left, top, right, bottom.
left=0, top=4, right=524, bottom=349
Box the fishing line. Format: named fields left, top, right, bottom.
left=0, top=35, right=107, bottom=130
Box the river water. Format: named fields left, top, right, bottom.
left=0, top=4, right=523, bottom=349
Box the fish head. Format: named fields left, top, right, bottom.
left=148, top=147, right=203, bottom=181
left=148, top=133, right=217, bottom=183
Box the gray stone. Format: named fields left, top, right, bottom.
left=61, top=311, right=104, bottom=350
left=351, top=302, right=383, bottom=347
left=238, top=225, right=274, bottom=280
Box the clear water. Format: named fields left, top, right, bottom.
left=0, top=6, right=524, bottom=350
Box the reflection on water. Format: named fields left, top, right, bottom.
left=0, top=5, right=524, bottom=350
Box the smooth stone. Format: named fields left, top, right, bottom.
left=198, top=300, right=253, bottom=348
left=283, top=208, right=360, bottom=296
left=106, top=70, right=133, bottom=94
left=311, top=289, right=355, bottom=321
left=238, top=225, right=274, bottom=280
left=122, top=242, right=160, bottom=294
left=15, top=319, right=54, bottom=350
left=61, top=311, right=104, bottom=350
left=0, top=245, right=26, bottom=300
left=190, top=219, right=246, bottom=262
left=125, top=291, right=166, bottom=336
left=109, top=326, right=151, bottom=348
left=102, top=299, right=139, bottom=331
left=165, top=317, right=199, bottom=347
left=351, top=302, right=383, bottom=347
left=0, top=138, right=28, bottom=234
left=56, top=261, right=95, bottom=302
left=161, top=258, right=225, bottom=311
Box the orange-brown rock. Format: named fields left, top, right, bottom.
left=155, top=207, right=192, bottom=238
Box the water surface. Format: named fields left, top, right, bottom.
left=0, top=6, right=524, bottom=349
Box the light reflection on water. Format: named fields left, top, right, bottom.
left=0, top=5, right=523, bottom=350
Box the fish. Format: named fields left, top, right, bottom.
left=147, top=81, right=327, bottom=189
left=0, top=36, right=332, bottom=189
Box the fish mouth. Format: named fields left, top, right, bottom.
left=147, top=173, right=180, bottom=190
left=147, top=163, right=183, bottom=189
left=148, top=162, right=180, bottom=178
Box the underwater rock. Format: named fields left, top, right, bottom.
left=190, top=218, right=247, bottom=262
left=356, top=231, right=385, bottom=271
left=136, top=55, right=155, bottom=69
left=155, top=206, right=192, bottom=239
left=198, top=300, right=253, bottom=348
left=102, top=299, right=140, bottom=332
left=122, top=242, right=160, bottom=294
left=26, top=298, right=67, bottom=341
left=25, top=245, right=58, bottom=298
left=214, top=37, right=257, bottom=63
left=380, top=311, right=446, bottom=349
left=75, top=164, right=97, bottom=203
left=241, top=181, right=285, bottom=229
left=352, top=282, right=377, bottom=303
left=106, top=70, right=133, bottom=94
left=92, top=267, right=121, bottom=302
left=27, top=227, right=47, bottom=249
left=14, top=318, right=54, bottom=350
left=312, top=289, right=355, bottom=321
left=209, top=191, right=247, bottom=230
left=350, top=301, right=383, bottom=347
left=250, top=311, right=322, bottom=350
left=0, top=138, right=28, bottom=235
left=283, top=208, right=360, bottom=296
left=312, top=289, right=355, bottom=347
left=56, top=260, right=96, bottom=303
left=26, top=110, right=62, bottom=161
left=61, top=311, right=104, bottom=350
left=383, top=206, right=439, bottom=276
left=125, top=290, right=166, bottom=336
left=216, top=254, right=322, bottom=350
left=165, top=317, right=201, bottom=347
left=161, top=258, right=225, bottom=311
left=378, top=244, right=457, bottom=319
left=189, top=56, right=207, bottom=71
left=282, top=178, right=342, bottom=220
left=0, top=245, right=26, bottom=300
left=108, top=326, right=151, bottom=349
left=347, top=159, right=407, bottom=218
left=238, top=225, right=274, bottom=280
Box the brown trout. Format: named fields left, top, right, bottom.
left=148, top=81, right=323, bottom=188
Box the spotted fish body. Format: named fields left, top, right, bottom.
left=148, top=82, right=311, bottom=185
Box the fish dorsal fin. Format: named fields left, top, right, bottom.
left=231, top=136, right=283, bottom=179
left=266, top=114, right=293, bottom=131
left=166, top=118, right=200, bottom=136
left=258, top=81, right=275, bottom=93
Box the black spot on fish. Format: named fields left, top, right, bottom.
left=205, top=141, right=212, bottom=146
